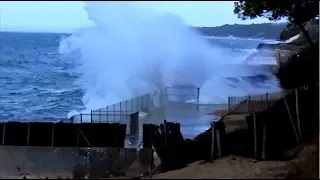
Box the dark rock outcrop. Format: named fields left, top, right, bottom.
left=276, top=42, right=319, bottom=89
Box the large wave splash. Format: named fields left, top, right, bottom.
left=59, top=2, right=280, bottom=118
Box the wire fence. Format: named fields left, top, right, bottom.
left=69, top=86, right=201, bottom=135
left=66, top=83, right=317, bottom=139
left=227, top=84, right=311, bottom=115
left=70, top=86, right=200, bottom=122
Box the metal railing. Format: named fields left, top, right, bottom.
left=70, top=86, right=201, bottom=123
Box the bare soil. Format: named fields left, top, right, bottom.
left=148, top=138, right=318, bottom=179
left=212, top=100, right=279, bottom=117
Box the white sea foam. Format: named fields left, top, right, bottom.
left=59, top=2, right=281, bottom=118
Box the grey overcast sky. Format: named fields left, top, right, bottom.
left=0, top=1, right=283, bottom=33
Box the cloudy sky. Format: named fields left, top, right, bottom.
left=0, top=1, right=281, bottom=33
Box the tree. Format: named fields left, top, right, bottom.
left=234, top=1, right=319, bottom=46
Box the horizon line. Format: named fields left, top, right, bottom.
left=0, top=22, right=287, bottom=34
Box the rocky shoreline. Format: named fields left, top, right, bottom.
left=246, top=19, right=319, bottom=74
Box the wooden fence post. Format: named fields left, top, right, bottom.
left=211, top=122, right=215, bottom=163
left=228, top=97, right=231, bottom=114
left=216, top=129, right=222, bottom=157
left=295, top=89, right=302, bottom=141
left=261, top=124, right=267, bottom=160
left=51, top=123, right=55, bottom=147
left=27, top=123, right=30, bottom=146
left=247, top=95, right=251, bottom=113
left=283, top=91, right=300, bottom=144
left=164, top=120, right=167, bottom=147
left=265, top=92, right=269, bottom=109
left=253, top=113, right=258, bottom=159
left=2, top=123, right=6, bottom=145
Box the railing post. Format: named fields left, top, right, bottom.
left=145, top=94, right=148, bottom=111
left=228, top=97, right=231, bottom=114
left=91, top=110, right=93, bottom=123
left=197, top=87, right=200, bottom=111
left=80, top=113, right=83, bottom=124
left=113, top=104, right=116, bottom=122
left=106, top=106, right=109, bottom=122
left=165, top=87, right=168, bottom=103
left=164, top=120, right=167, bottom=147
left=131, top=98, right=133, bottom=113
left=120, top=102, right=122, bottom=122
left=136, top=97, right=139, bottom=113
left=126, top=100, right=128, bottom=121
left=138, top=96, right=141, bottom=110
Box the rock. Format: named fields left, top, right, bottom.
left=272, top=49, right=298, bottom=65
left=276, top=42, right=319, bottom=89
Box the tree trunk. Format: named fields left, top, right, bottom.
left=298, top=23, right=314, bottom=47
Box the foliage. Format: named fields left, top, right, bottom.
left=234, top=1, right=319, bottom=46
left=234, top=1, right=319, bottom=25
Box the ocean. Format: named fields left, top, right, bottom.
left=0, top=31, right=279, bottom=121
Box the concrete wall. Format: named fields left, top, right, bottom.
left=0, top=146, right=153, bottom=179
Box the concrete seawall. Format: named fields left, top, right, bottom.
left=0, top=146, right=152, bottom=179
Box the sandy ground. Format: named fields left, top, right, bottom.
left=148, top=138, right=318, bottom=179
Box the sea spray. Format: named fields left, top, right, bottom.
left=59, top=2, right=280, bottom=118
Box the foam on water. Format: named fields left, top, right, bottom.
left=59, top=2, right=281, bottom=118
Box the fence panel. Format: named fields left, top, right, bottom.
left=228, top=91, right=286, bottom=115
left=70, top=86, right=203, bottom=123
left=226, top=87, right=310, bottom=115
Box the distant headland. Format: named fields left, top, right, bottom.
left=194, top=23, right=287, bottom=40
